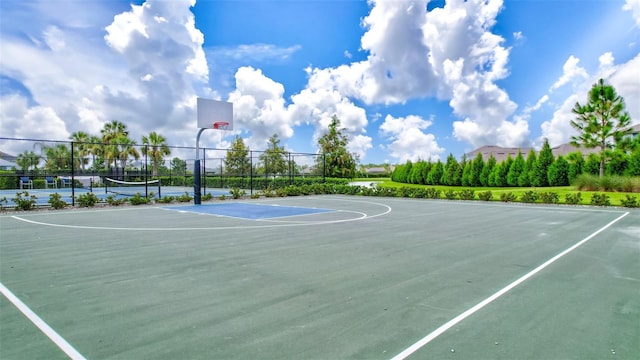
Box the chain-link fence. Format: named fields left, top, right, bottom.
left=0, top=137, right=326, bottom=202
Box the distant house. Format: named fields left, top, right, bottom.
left=0, top=158, right=16, bottom=170
left=622, top=123, right=640, bottom=142
left=0, top=151, right=17, bottom=170
left=466, top=143, right=600, bottom=163
left=466, top=145, right=534, bottom=163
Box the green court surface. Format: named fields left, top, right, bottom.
left=1, top=196, right=638, bottom=359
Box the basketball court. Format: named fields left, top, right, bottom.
left=1, top=196, right=638, bottom=359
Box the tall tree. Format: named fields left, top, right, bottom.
left=87, top=135, right=105, bottom=171
left=480, top=154, right=496, bottom=187
left=521, top=149, right=537, bottom=187
left=259, top=134, right=287, bottom=176
left=507, top=151, right=525, bottom=187
left=548, top=155, right=570, bottom=186
left=442, top=153, right=461, bottom=186
left=316, top=115, right=357, bottom=178
left=170, top=157, right=187, bottom=175
left=114, top=134, right=140, bottom=169
left=42, top=144, right=77, bottom=172
left=225, top=136, right=251, bottom=176
left=427, top=160, right=444, bottom=186
left=532, top=139, right=554, bottom=187
left=70, top=131, right=91, bottom=172
left=142, top=131, right=171, bottom=177
left=570, top=78, right=631, bottom=177
left=16, top=150, right=41, bottom=171
left=101, top=120, right=130, bottom=169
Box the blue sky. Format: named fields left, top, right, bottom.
left=1, top=0, right=639, bottom=165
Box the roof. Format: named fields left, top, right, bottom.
left=466, top=143, right=600, bottom=163
left=0, top=158, right=17, bottom=168
left=465, top=145, right=533, bottom=163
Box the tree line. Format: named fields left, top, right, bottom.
left=15, top=120, right=173, bottom=176
left=223, top=115, right=358, bottom=178
left=393, top=78, right=638, bottom=187
left=392, top=139, right=639, bottom=188
left=14, top=115, right=360, bottom=179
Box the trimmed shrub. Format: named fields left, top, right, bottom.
left=565, top=192, right=582, bottom=205
left=590, top=193, right=610, bottom=206
left=157, top=195, right=175, bottom=204
left=13, top=191, right=37, bottom=211
left=620, top=195, right=639, bottom=208
left=520, top=191, right=539, bottom=203
left=129, top=193, right=150, bottom=205
left=48, top=193, right=68, bottom=209
left=425, top=187, right=441, bottom=199
left=478, top=190, right=492, bottom=201
left=500, top=192, right=517, bottom=202
left=77, top=192, right=99, bottom=207
left=459, top=189, right=475, bottom=200
left=539, top=192, right=559, bottom=204
left=177, top=192, right=193, bottom=202
left=230, top=188, right=246, bottom=199
left=444, top=190, right=457, bottom=200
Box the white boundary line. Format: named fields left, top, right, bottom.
left=0, top=282, right=86, bottom=360
left=390, top=211, right=630, bottom=360
left=9, top=201, right=392, bottom=231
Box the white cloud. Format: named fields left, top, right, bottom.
left=227, top=66, right=293, bottom=149
left=0, top=95, right=69, bottom=154
left=624, top=0, right=640, bottom=26
left=1, top=0, right=209, bottom=157
left=525, top=95, right=549, bottom=113
left=348, top=135, right=373, bottom=161
left=379, top=114, right=444, bottom=162
left=550, top=55, right=588, bottom=91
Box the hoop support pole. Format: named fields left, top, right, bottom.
left=194, top=128, right=207, bottom=205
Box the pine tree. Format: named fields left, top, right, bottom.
left=571, top=78, right=632, bottom=177
left=548, top=156, right=570, bottom=186
left=442, top=154, right=460, bottom=186
left=427, top=161, right=444, bottom=185
left=521, top=149, right=537, bottom=187
left=225, top=136, right=251, bottom=176
left=507, top=151, right=525, bottom=187
left=532, top=139, right=554, bottom=187
left=316, top=115, right=357, bottom=178
left=480, top=154, right=496, bottom=187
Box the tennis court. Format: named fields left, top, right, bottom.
left=0, top=185, right=229, bottom=207
left=1, top=196, right=638, bottom=359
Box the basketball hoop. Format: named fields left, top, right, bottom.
left=213, top=121, right=230, bottom=130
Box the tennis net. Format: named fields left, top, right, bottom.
left=104, top=177, right=160, bottom=197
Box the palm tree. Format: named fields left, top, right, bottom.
left=100, top=120, right=130, bottom=169
left=42, top=144, right=77, bottom=172
left=70, top=131, right=91, bottom=172
left=114, top=134, right=140, bottom=170
left=16, top=150, right=41, bottom=171
left=87, top=135, right=105, bottom=172
left=142, top=131, right=171, bottom=177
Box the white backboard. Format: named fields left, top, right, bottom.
left=197, top=98, right=233, bottom=130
